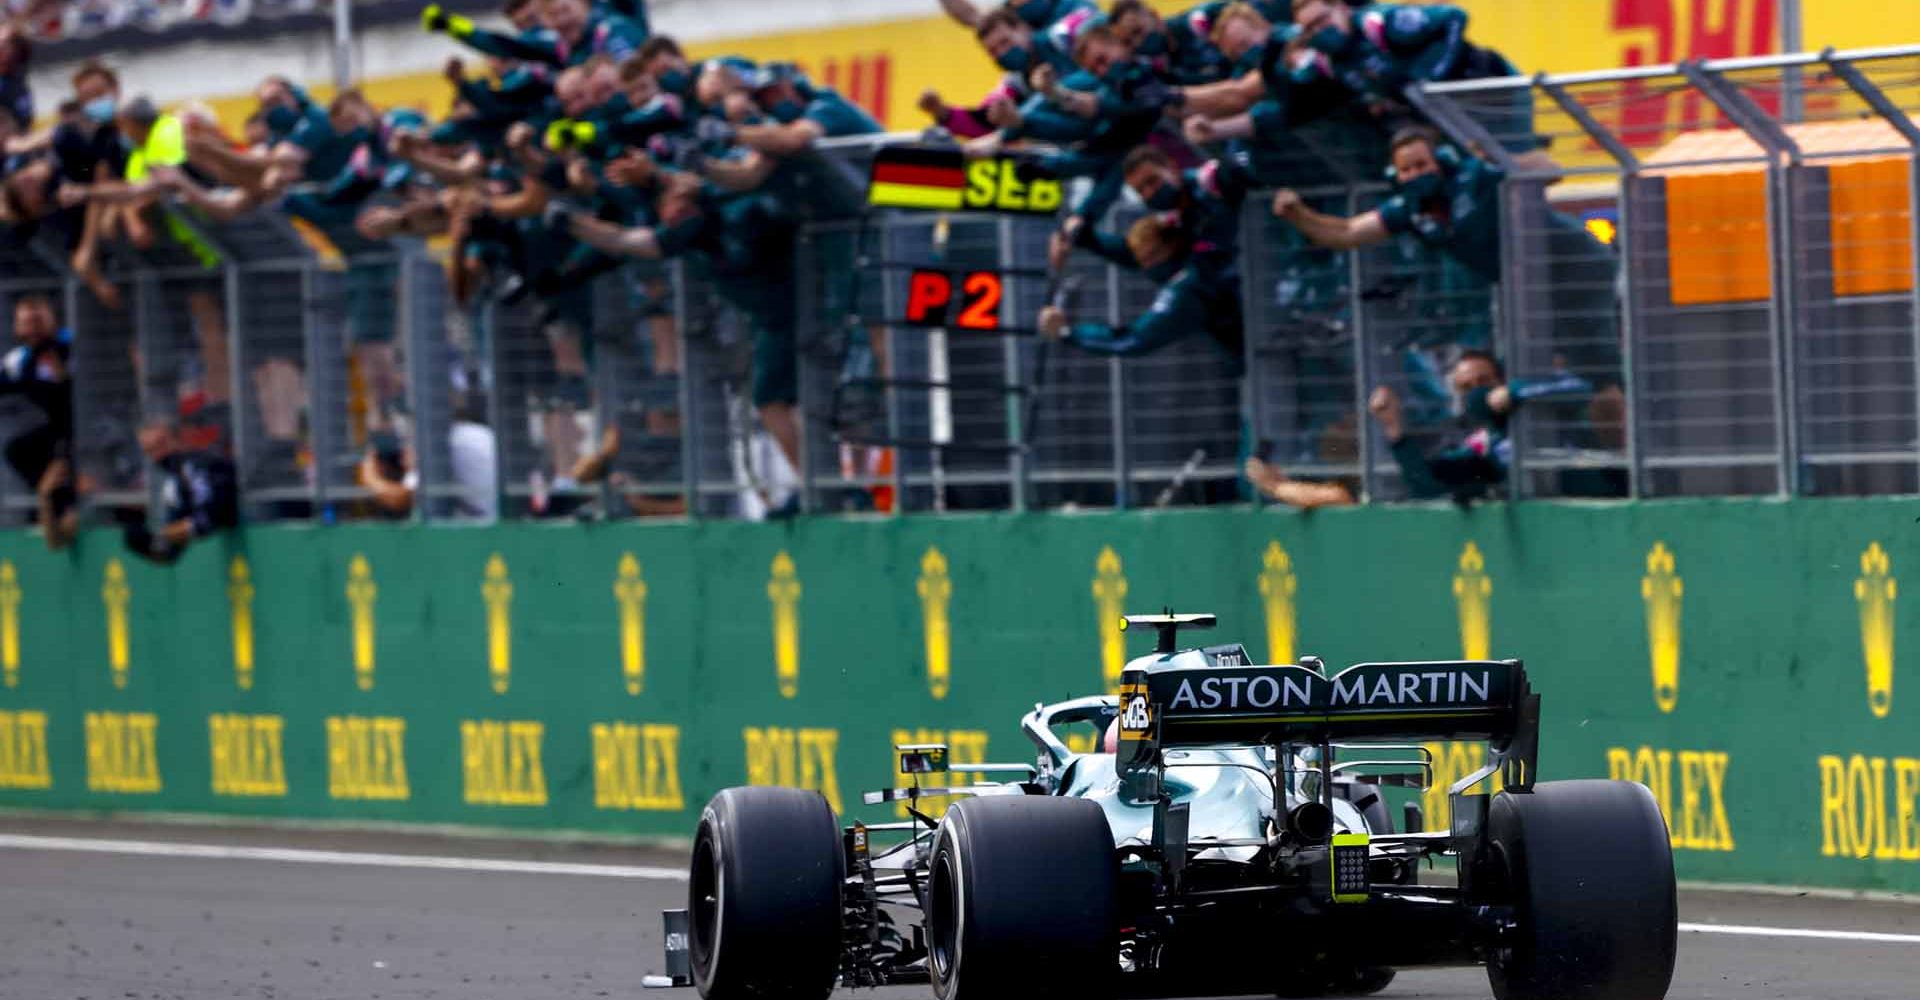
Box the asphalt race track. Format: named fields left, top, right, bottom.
left=1, top=815, right=1916, bottom=1000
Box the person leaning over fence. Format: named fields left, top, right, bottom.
left=564, top=169, right=807, bottom=474
left=0, top=293, right=77, bottom=548
left=1368, top=349, right=1589, bottom=504
left=122, top=416, right=238, bottom=564
left=423, top=0, right=647, bottom=70
left=1036, top=146, right=1247, bottom=373
left=934, top=0, right=1096, bottom=33
left=1288, top=0, right=1530, bottom=144
left=1270, top=127, right=1625, bottom=457
left=695, top=61, right=883, bottom=214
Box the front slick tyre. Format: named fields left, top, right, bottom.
left=688, top=786, right=842, bottom=1000
left=1485, top=779, right=1677, bottom=1000
left=928, top=795, right=1117, bottom=1000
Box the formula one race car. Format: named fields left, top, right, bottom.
left=645, top=614, right=1677, bottom=1000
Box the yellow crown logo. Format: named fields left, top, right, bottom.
left=1856, top=542, right=1895, bottom=719
left=1259, top=541, right=1297, bottom=665
left=769, top=551, right=802, bottom=699
left=1092, top=547, right=1129, bottom=693
left=614, top=554, right=648, bottom=696
left=346, top=554, right=377, bottom=691
left=1642, top=542, right=1683, bottom=714
left=229, top=556, right=255, bottom=691
left=483, top=554, right=513, bottom=694
left=0, top=560, right=19, bottom=689
left=1452, top=542, right=1491, bottom=661
left=103, top=558, right=130, bottom=689
left=918, top=547, right=953, bottom=700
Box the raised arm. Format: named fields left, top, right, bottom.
left=733, top=118, right=826, bottom=158
left=569, top=213, right=664, bottom=259
left=936, top=0, right=984, bottom=28
left=1176, top=73, right=1264, bottom=118
left=1271, top=189, right=1391, bottom=251
left=703, top=150, right=780, bottom=191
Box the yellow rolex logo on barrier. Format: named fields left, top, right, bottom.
left=347, top=554, right=377, bottom=691
left=0, top=560, right=18, bottom=689
left=592, top=722, right=684, bottom=811
left=85, top=711, right=158, bottom=793
left=483, top=554, right=513, bottom=694
left=1259, top=541, right=1297, bottom=665
left=919, top=547, right=952, bottom=700
left=1856, top=542, right=1895, bottom=718
left=229, top=556, right=255, bottom=691
left=0, top=710, right=51, bottom=789
left=208, top=713, right=286, bottom=798
left=1643, top=542, right=1683, bottom=714
left=614, top=554, right=648, bottom=696
left=102, top=558, right=130, bottom=689
left=461, top=719, right=546, bottom=806
left=1093, top=547, right=1128, bottom=693
left=1453, top=542, right=1491, bottom=661
left=769, top=552, right=801, bottom=698
left=326, top=715, right=409, bottom=800
left=743, top=726, right=843, bottom=812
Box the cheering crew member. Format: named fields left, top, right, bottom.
left=1290, top=0, right=1531, bottom=143
left=425, top=0, right=647, bottom=69
left=0, top=294, right=76, bottom=548
left=1271, top=127, right=1620, bottom=381
left=123, top=416, right=239, bottom=564
left=933, top=0, right=1096, bottom=31
left=1037, top=147, right=1248, bottom=371
left=1367, top=350, right=1589, bottom=503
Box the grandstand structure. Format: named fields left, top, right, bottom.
left=4, top=0, right=1920, bottom=520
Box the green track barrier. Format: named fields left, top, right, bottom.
left=0, top=500, right=1916, bottom=891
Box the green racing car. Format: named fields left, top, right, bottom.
left=647, top=613, right=1678, bottom=1000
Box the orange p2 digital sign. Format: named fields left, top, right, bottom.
left=901, top=269, right=1006, bottom=332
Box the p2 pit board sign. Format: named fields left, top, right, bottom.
left=898, top=269, right=1007, bottom=332
left=867, top=145, right=1063, bottom=215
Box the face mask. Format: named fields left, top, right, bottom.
left=83, top=97, right=116, bottom=124
left=264, top=104, right=300, bottom=135
left=995, top=45, right=1032, bottom=73
left=1143, top=181, right=1182, bottom=212
left=1135, top=32, right=1167, bottom=57
left=1461, top=385, right=1498, bottom=425
left=1398, top=171, right=1446, bottom=205
left=658, top=68, right=691, bottom=95
left=1307, top=24, right=1348, bottom=56
left=768, top=98, right=804, bottom=123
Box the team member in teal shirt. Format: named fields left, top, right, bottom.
left=425, top=0, right=647, bottom=69
left=566, top=177, right=806, bottom=471
left=1272, top=128, right=1617, bottom=373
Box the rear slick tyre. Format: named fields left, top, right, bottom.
left=1484, top=779, right=1678, bottom=1000
left=688, top=786, right=842, bottom=1000
left=928, top=795, right=1117, bottom=1000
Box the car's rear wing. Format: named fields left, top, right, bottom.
left=1116, top=659, right=1540, bottom=794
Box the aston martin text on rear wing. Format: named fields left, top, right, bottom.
left=1118, top=659, right=1538, bottom=761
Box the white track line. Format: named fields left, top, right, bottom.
left=0, top=833, right=687, bottom=881
left=0, top=832, right=1913, bottom=944
left=1680, top=922, right=1920, bottom=945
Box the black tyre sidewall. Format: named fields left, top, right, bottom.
left=690, top=786, right=843, bottom=1000
left=1485, top=779, right=1678, bottom=1000
left=930, top=796, right=1117, bottom=1000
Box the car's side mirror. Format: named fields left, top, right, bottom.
left=898, top=743, right=949, bottom=775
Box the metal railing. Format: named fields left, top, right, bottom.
left=1419, top=44, right=1920, bottom=498
left=4, top=44, right=1918, bottom=524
